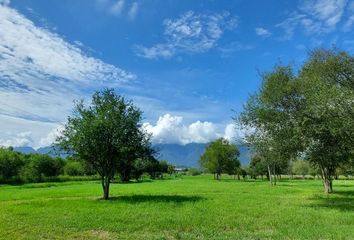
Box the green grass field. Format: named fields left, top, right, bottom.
left=1, top=175, right=354, bottom=240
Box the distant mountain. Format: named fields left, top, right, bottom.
left=14, top=143, right=252, bottom=167
left=14, top=146, right=68, bottom=158
left=155, top=143, right=208, bottom=167
left=155, top=143, right=251, bottom=167
left=13, top=146, right=36, bottom=154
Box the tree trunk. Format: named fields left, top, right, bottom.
left=320, top=166, right=333, bottom=194
left=102, top=176, right=111, bottom=200
left=237, top=174, right=240, bottom=180
left=323, top=178, right=333, bottom=194
left=267, top=165, right=272, bottom=186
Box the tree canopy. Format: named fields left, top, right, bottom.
left=239, top=48, right=354, bottom=193
left=57, top=89, right=155, bottom=199
left=199, top=138, right=240, bottom=180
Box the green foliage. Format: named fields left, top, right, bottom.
left=199, top=138, right=240, bottom=180
left=188, top=168, right=202, bottom=176
left=249, top=154, right=268, bottom=179
left=240, top=48, right=354, bottom=193
left=56, top=88, right=154, bottom=199
left=0, top=147, right=24, bottom=182
left=24, top=154, right=65, bottom=181
left=64, top=159, right=85, bottom=176
left=291, top=160, right=310, bottom=178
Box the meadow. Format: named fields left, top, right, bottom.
left=1, top=175, right=354, bottom=240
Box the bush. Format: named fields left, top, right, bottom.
left=188, top=168, right=202, bottom=176
left=0, top=147, right=24, bottom=183
left=24, top=154, right=64, bottom=181
left=64, top=160, right=85, bottom=176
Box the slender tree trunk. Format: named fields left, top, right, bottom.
left=267, top=165, right=272, bottom=186
left=102, top=176, right=111, bottom=200
left=237, top=173, right=240, bottom=180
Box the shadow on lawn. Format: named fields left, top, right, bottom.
left=104, top=195, right=204, bottom=203
left=307, top=190, right=354, bottom=212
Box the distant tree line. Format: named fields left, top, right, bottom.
left=0, top=146, right=173, bottom=184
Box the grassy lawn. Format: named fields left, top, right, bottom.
left=0, top=175, right=354, bottom=240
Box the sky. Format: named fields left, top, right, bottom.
left=0, top=0, right=354, bottom=148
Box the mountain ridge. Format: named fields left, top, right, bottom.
left=14, top=143, right=251, bottom=167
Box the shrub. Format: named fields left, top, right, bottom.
left=0, top=147, right=24, bottom=183
left=24, top=154, right=64, bottom=181
left=64, top=160, right=85, bottom=176
left=188, top=168, right=202, bottom=176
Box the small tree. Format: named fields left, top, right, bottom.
left=292, top=160, right=310, bottom=179
left=249, top=154, right=268, bottom=180
left=24, top=154, right=64, bottom=181
left=199, top=138, right=240, bottom=180
left=57, top=89, right=153, bottom=199
left=0, top=147, right=24, bottom=182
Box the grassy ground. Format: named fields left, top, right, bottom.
left=1, top=175, right=354, bottom=240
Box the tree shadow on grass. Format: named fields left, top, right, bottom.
left=306, top=191, right=354, bottom=212
left=101, top=195, right=204, bottom=203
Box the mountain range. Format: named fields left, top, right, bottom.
left=14, top=143, right=251, bottom=167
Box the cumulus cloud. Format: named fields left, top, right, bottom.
left=135, top=11, right=238, bottom=59
left=143, top=114, right=242, bottom=145
left=0, top=131, right=34, bottom=147
left=39, top=125, right=64, bottom=147
left=255, top=27, right=272, bottom=37
left=0, top=4, right=135, bottom=123
left=277, top=0, right=349, bottom=39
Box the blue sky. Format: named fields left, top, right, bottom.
left=0, top=0, right=354, bottom=148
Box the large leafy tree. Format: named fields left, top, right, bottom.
left=199, top=138, right=240, bottom=180
left=57, top=89, right=153, bottom=199
left=239, top=49, right=354, bottom=193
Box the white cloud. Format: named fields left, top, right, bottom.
left=39, top=125, right=64, bottom=147
left=143, top=114, right=242, bottom=145
left=277, top=0, right=348, bottom=39
left=0, top=131, right=34, bottom=147
left=110, top=0, right=124, bottom=15
left=0, top=114, right=58, bottom=148
left=0, top=5, right=135, bottom=123
left=255, top=27, right=272, bottom=37
left=0, top=4, right=136, bottom=147
left=343, top=15, right=354, bottom=31
left=135, top=11, right=238, bottom=59
left=343, top=1, right=354, bottom=31
left=128, top=2, right=138, bottom=20
left=97, top=0, right=139, bottom=19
